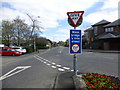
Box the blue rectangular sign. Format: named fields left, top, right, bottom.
left=70, top=30, right=82, bottom=54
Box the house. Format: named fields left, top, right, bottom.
left=92, top=20, right=110, bottom=36
left=83, top=27, right=94, bottom=48
left=84, top=19, right=120, bottom=50
left=98, top=19, right=120, bottom=50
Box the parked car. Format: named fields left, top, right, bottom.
left=0, top=44, right=4, bottom=54
left=0, top=47, right=2, bottom=53
left=2, top=48, right=22, bottom=56
left=11, top=47, right=27, bottom=54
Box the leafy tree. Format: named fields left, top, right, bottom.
left=2, top=20, right=14, bottom=46
left=58, top=41, right=65, bottom=46
left=36, top=37, right=48, bottom=46
left=13, top=16, right=31, bottom=46
left=2, top=15, right=43, bottom=52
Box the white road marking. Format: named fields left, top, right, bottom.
left=0, top=66, right=31, bottom=81
left=34, top=55, right=73, bottom=72
left=34, top=57, right=43, bottom=62
left=45, top=60, right=48, bottom=62
left=43, top=62, right=47, bottom=64
left=51, top=66, right=56, bottom=68
left=44, top=59, right=48, bottom=61
left=56, top=65, right=61, bottom=67
left=52, top=63, right=56, bottom=65
left=35, top=55, right=52, bottom=63
left=63, top=67, right=70, bottom=70
left=58, top=68, right=65, bottom=71
left=46, top=63, right=50, bottom=66
left=70, top=70, right=79, bottom=72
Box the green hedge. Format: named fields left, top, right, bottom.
left=37, top=46, right=49, bottom=49
left=24, top=46, right=34, bottom=53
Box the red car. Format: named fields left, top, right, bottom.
left=2, top=48, right=22, bottom=56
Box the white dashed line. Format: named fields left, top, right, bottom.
left=47, top=63, right=50, bottom=66
left=52, top=63, right=56, bottom=65
left=71, top=70, right=74, bottom=71
left=56, top=65, right=61, bottom=67
left=46, top=60, right=48, bottom=62
left=43, top=62, right=47, bottom=64
left=51, top=66, right=56, bottom=68
left=63, top=67, right=70, bottom=70
left=34, top=56, right=74, bottom=72
left=58, top=68, right=65, bottom=71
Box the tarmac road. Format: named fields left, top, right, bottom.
left=1, top=46, right=119, bottom=89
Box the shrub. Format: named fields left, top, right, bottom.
left=24, top=46, right=34, bottom=53
left=37, top=46, right=49, bottom=49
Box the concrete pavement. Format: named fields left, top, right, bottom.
left=54, top=72, right=75, bottom=89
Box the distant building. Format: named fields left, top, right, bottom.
left=83, top=19, right=120, bottom=50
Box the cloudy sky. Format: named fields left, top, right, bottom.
left=1, top=0, right=119, bottom=42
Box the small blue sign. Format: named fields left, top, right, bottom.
left=70, top=30, right=82, bottom=54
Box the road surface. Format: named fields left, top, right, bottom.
left=1, top=46, right=119, bottom=88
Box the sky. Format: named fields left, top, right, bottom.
left=1, top=0, right=119, bottom=42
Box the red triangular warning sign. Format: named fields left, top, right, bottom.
left=67, top=11, right=84, bottom=27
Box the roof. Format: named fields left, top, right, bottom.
left=98, top=33, right=117, bottom=39
left=92, top=20, right=110, bottom=26
left=104, top=18, right=120, bottom=27
left=84, top=27, right=93, bottom=32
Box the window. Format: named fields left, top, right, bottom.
left=11, top=49, right=16, bottom=51
left=94, top=26, right=98, bottom=35
left=3, top=49, right=11, bottom=51
left=105, top=27, right=114, bottom=32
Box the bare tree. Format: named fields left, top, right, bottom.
left=26, top=13, right=43, bottom=51
left=26, top=13, right=43, bottom=39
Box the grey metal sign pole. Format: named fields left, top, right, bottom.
left=74, top=54, right=77, bottom=75
left=73, top=27, right=77, bottom=76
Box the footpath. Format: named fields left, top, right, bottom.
left=54, top=72, right=75, bottom=90
left=83, top=49, right=120, bottom=53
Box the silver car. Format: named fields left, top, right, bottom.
left=12, top=47, right=27, bottom=54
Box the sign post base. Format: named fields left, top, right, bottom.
left=74, top=54, right=77, bottom=75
